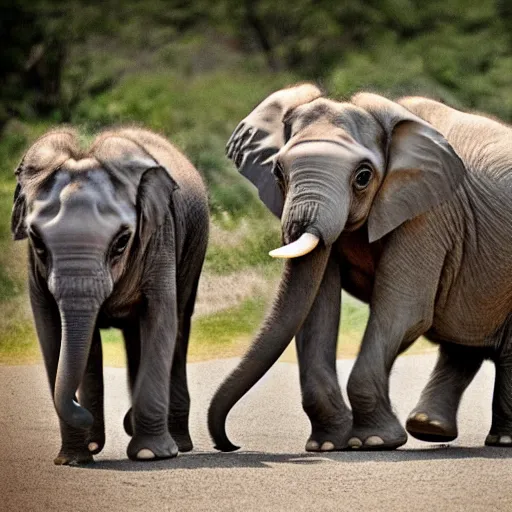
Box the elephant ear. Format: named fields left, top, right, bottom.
left=226, top=83, right=323, bottom=218
left=136, top=165, right=179, bottom=247
left=10, top=129, right=79, bottom=241
left=352, top=93, right=466, bottom=243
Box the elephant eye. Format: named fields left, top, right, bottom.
left=354, top=166, right=373, bottom=190
left=110, top=229, right=132, bottom=259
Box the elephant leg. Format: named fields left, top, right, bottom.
left=126, top=264, right=179, bottom=461
left=77, top=328, right=105, bottom=455
left=168, top=280, right=199, bottom=453
left=167, top=314, right=192, bottom=452
left=486, top=349, right=512, bottom=447
left=346, top=313, right=413, bottom=450
left=121, top=322, right=141, bottom=438
left=406, top=343, right=483, bottom=442
left=122, top=301, right=193, bottom=455
left=346, top=235, right=444, bottom=450
left=295, top=254, right=351, bottom=452
left=30, top=284, right=94, bottom=465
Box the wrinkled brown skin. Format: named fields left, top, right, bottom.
left=209, top=83, right=512, bottom=452
left=12, top=127, right=208, bottom=464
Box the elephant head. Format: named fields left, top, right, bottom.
left=12, top=129, right=178, bottom=430
left=208, top=84, right=465, bottom=450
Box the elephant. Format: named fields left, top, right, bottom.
left=208, top=83, right=512, bottom=452
left=11, top=127, right=209, bottom=464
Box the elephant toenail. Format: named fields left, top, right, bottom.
left=348, top=437, right=362, bottom=449
left=414, top=413, right=429, bottom=422
left=306, top=440, right=319, bottom=451
left=365, top=436, right=384, bottom=446
left=136, top=449, right=156, bottom=460
left=88, top=442, right=99, bottom=452
left=486, top=434, right=499, bottom=444
left=320, top=441, right=335, bottom=451
left=429, top=420, right=442, bottom=427
left=499, top=435, right=512, bottom=444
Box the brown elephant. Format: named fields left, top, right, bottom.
left=208, top=84, right=512, bottom=452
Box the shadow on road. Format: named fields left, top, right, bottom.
left=85, top=445, right=512, bottom=472
left=88, top=452, right=324, bottom=471
left=321, top=445, right=512, bottom=463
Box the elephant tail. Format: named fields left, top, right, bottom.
left=208, top=245, right=331, bottom=451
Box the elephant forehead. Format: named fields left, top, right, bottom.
left=32, top=168, right=114, bottom=205
left=28, top=168, right=136, bottom=233
left=58, top=169, right=116, bottom=205
left=288, top=100, right=385, bottom=162
left=282, top=137, right=378, bottom=172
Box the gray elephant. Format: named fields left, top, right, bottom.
left=208, top=83, right=512, bottom=452
left=11, top=127, right=208, bottom=464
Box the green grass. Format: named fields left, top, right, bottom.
left=204, top=217, right=282, bottom=275
left=0, top=321, right=39, bottom=364
left=0, top=294, right=38, bottom=364
left=191, top=297, right=267, bottom=346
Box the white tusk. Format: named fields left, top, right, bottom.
left=269, top=233, right=320, bottom=259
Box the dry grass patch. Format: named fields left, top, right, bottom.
left=195, top=267, right=279, bottom=316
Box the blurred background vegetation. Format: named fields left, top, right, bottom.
left=1, top=0, right=510, bottom=364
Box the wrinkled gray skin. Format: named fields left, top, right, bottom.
left=12, top=128, right=208, bottom=464
left=208, top=83, right=512, bottom=452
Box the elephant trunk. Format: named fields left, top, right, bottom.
left=208, top=154, right=351, bottom=451
left=50, top=269, right=111, bottom=430
left=280, top=153, right=351, bottom=252
left=208, top=244, right=332, bottom=451
left=53, top=297, right=100, bottom=429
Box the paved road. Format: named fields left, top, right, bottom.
left=1, top=354, right=511, bottom=511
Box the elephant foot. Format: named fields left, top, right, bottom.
left=55, top=424, right=104, bottom=465
left=348, top=417, right=407, bottom=451
left=305, top=436, right=344, bottom=452
left=86, top=424, right=106, bottom=455
left=125, top=408, right=193, bottom=453
left=54, top=449, right=94, bottom=466
left=169, top=411, right=193, bottom=452
left=485, top=415, right=512, bottom=446
left=406, top=410, right=457, bottom=443
left=485, top=432, right=512, bottom=447
left=305, top=421, right=352, bottom=452
left=127, top=431, right=178, bottom=461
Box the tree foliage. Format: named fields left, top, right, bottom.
left=1, top=0, right=512, bottom=130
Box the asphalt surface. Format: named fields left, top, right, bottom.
left=1, top=354, right=512, bottom=512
